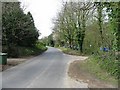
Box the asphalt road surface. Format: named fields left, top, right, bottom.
left=2, top=47, right=88, bottom=88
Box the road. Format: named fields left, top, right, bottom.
left=2, top=47, right=88, bottom=88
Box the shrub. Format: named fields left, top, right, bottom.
left=92, top=51, right=119, bottom=79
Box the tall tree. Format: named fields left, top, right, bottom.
left=53, top=1, right=93, bottom=52
left=94, top=2, right=104, bottom=47
left=2, top=2, right=39, bottom=57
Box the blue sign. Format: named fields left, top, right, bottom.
left=100, top=47, right=109, bottom=52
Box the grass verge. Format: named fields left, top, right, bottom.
left=81, top=56, right=118, bottom=85
left=68, top=56, right=118, bottom=88
left=58, top=47, right=86, bottom=56
left=59, top=47, right=118, bottom=87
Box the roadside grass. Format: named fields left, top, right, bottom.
left=79, top=56, right=118, bottom=86
left=58, top=46, right=118, bottom=86
left=58, top=47, right=86, bottom=56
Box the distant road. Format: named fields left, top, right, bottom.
left=2, top=47, right=88, bottom=88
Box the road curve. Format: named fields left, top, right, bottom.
left=2, top=47, right=88, bottom=88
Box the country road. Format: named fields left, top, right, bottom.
left=1, top=47, right=88, bottom=88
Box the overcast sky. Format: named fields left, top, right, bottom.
left=18, top=0, right=67, bottom=39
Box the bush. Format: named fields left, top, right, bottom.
left=2, top=42, right=47, bottom=58
left=92, top=51, right=119, bottom=79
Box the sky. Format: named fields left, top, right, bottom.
left=18, top=0, right=66, bottom=39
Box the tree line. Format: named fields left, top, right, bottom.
left=46, top=1, right=120, bottom=54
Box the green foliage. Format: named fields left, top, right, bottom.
left=35, top=41, right=47, bottom=51
left=59, top=47, right=85, bottom=56
left=43, top=34, right=55, bottom=47
left=3, top=42, right=47, bottom=58
left=2, top=3, right=39, bottom=47
left=79, top=56, right=118, bottom=85
left=53, top=2, right=94, bottom=52
left=55, top=1, right=119, bottom=79
left=93, top=53, right=119, bottom=79
left=103, top=2, right=120, bottom=52
left=2, top=2, right=40, bottom=57
left=15, top=46, right=47, bottom=58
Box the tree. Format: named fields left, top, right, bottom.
left=53, top=1, right=93, bottom=52
left=102, top=2, right=120, bottom=51
left=2, top=2, right=39, bottom=57
left=94, top=2, right=104, bottom=47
